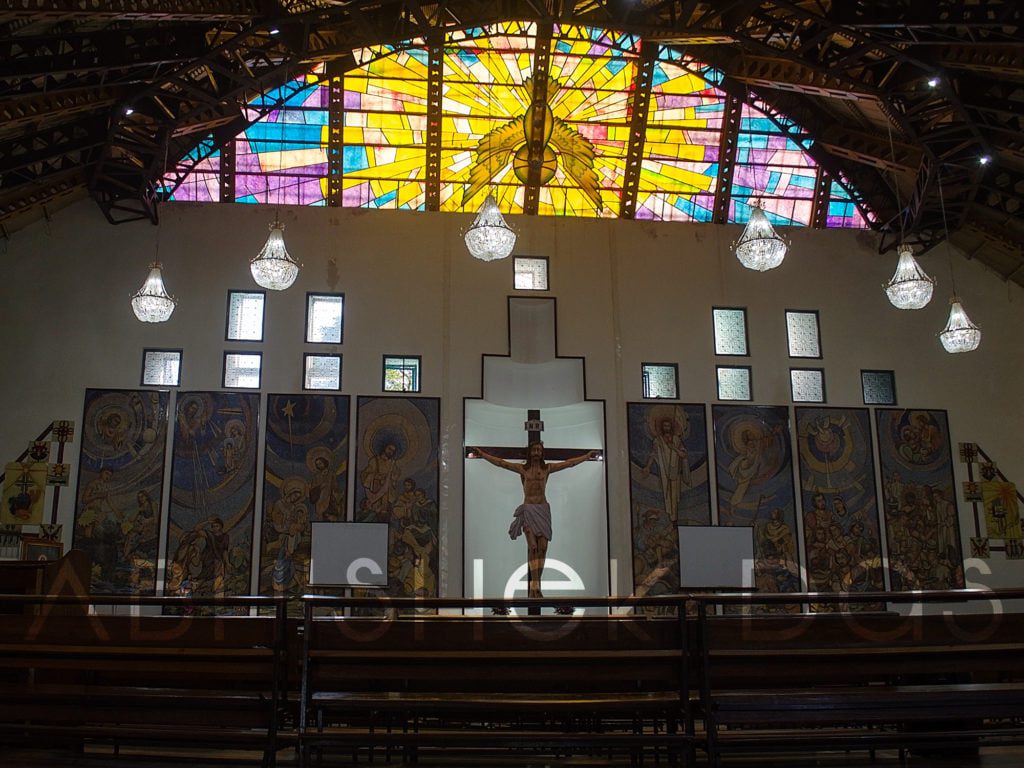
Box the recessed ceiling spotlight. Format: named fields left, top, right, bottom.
left=124, top=107, right=134, bottom=115
left=926, top=77, right=940, bottom=87
left=979, top=155, right=992, bottom=165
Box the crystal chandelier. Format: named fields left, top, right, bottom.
left=251, top=217, right=300, bottom=290
left=939, top=296, right=981, bottom=353
left=884, top=244, right=935, bottom=310
left=733, top=201, right=789, bottom=271
left=131, top=262, right=176, bottom=323
left=465, top=194, right=516, bottom=261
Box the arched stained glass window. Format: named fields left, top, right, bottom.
left=167, top=23, right=870, bottom=229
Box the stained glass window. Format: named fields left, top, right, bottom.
left=227, top=291, right=265, bottom=341
left=514, top=257, right=549, bottom=290
left=790, top=368, right=826, bottom=403
left=642, top=363, right=678, bottom=399
left=305, top=354, right=342, bottom=390
left=712, top=307, right=748, bottom=356
left=862, top=370, right=897, bottom=405
left=167, top=25, right=874, bottom=229
left=636, top=56, right=722, bottom=222
left=717, top=366, right=752, bottom=401
left=223, top=352, right=262, bottom=389
left=306, top=293, right=344, bottom=344
left=141, top=349, right=182, bottom=387
left=730, top=100, right=817, bottom=226
left=786, top=310, right=822, bottom=358
left=827, top=179, right=870, bottom=229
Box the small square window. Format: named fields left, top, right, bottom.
left=790, top=368, right=826, bottom=403
left=712, top=307, right=749, bottom=356
left=223, top=352, right=262, bottom=389
left=141, top=349, right=182, bottom=387
left=305, top=354, right=342, bottom=390
left=786, top=310, right=821, bottom=358
left=306, top=293, right=344, bottom=344
left=642, top=363, right=678, bottom=399
left=514, top=257, right=549, bottom=291
left=862, top=370, right=897, bottom=405
left=226, top=291, right=265, bottom=341
left=383, top=355, right=421, bottom=393
left=717, top=366, right=752, bottom=401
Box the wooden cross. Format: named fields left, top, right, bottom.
left=466, top=409, right=602, bottom=614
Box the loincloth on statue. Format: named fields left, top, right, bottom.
left=509, top=503, right=552, bottom=541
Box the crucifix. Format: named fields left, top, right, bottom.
left=467, top=409, right=602, bottom=615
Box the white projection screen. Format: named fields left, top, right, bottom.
left=464, top=399, right=608, bottom=615
left=677, top=525, right=755, bottom=589
left=309, top=521, right=389, bottom=587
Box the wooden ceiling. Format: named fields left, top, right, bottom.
left=1, top=1, right=1021, bottom=282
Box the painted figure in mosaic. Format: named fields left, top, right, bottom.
left=641, top=415, right=691, bottom=523
left=360, top=443, right=402, bottom=515
left=877, top=409, right=964, bottom=590
left=73, top=389, right=169, bottom=594
left=474, top=442, right=596, bottom=600
left=266, top=477, right=311, bottom=594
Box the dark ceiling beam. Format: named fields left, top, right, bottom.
left=831, top=0, right=1022, bottom=37
left=522, top=20, right=553, bottom=217
left=978, top=166, right=1024, bottom=216
left=619, top=43, right=656, bottom=219
left=0, top=165, right=87, bottom=222
left=0, top=85, right=128, bottom=134
left=727, top=54, right=878, bottom=101
left=817, top=126, right=922, bottom=176
left=0, top=0, right=262, bottom=21
left=0, top=34, right=209, bottom=80
left=937, top=44, right=1024, bottom=79
left=0, top=118, right=106, bottom=177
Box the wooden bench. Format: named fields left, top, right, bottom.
left=694, top=589, right=1024, bottom=766
left=0, top=594, right=290, bottom=767
left=299, top=595, right=696, bottom=765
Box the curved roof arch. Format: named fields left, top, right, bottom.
left=166, top=21, right=869, bottom=230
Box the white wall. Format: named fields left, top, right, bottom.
left=1, top=199, right=1022, bottom=592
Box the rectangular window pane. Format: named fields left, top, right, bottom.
left=713, top=307, right=748, bottom=356
left=141, top=349, right=182, bottom=387
left=717, top=366, right=752, bottom=401
left=383, top=356, right=421, bottom=392
left=786, top=310, right=821, bottom=358
left=224, top=352, right=262, bottom=388
left=862, top=370, right=897, bottom=405
left=306, top=294, right=344, bottom=344
left=642, top=363, right=678, bottom=399
left=790, top=368, right=825, bottom=403
left=514, top=257, right=549, bottom=291
left=227, top=291, right=265, bottom=341
left=305, top=354, right=341, bottom=390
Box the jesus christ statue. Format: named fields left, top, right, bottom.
left=472, top=442, right=597, bottom=606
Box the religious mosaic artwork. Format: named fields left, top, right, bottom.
left=71, top=389, right=169, bottom=593
left=354, top=396, right=440, bottom=601
left=260, top=394, right=350, bottom=598
left=795, top=408, right=885, bottom=607
left=165, top=392, right=260, bottom=605
left=627, top=403, right=711, bottom=602
left=713, top=405, right=801, bottom=607
left=982, top=482, right=1021, bottom=540
left=876, top=409, right=965, bottom=590
left=2, top=462, right=47, bottom=526
left=167, top=23, right=868, bottom=229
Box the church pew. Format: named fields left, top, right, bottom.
left=298, top=595, right=696, bottom=765
left=0, top=594, right=289, bottom=767
left=694, top=589, right=1024, bottom=766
